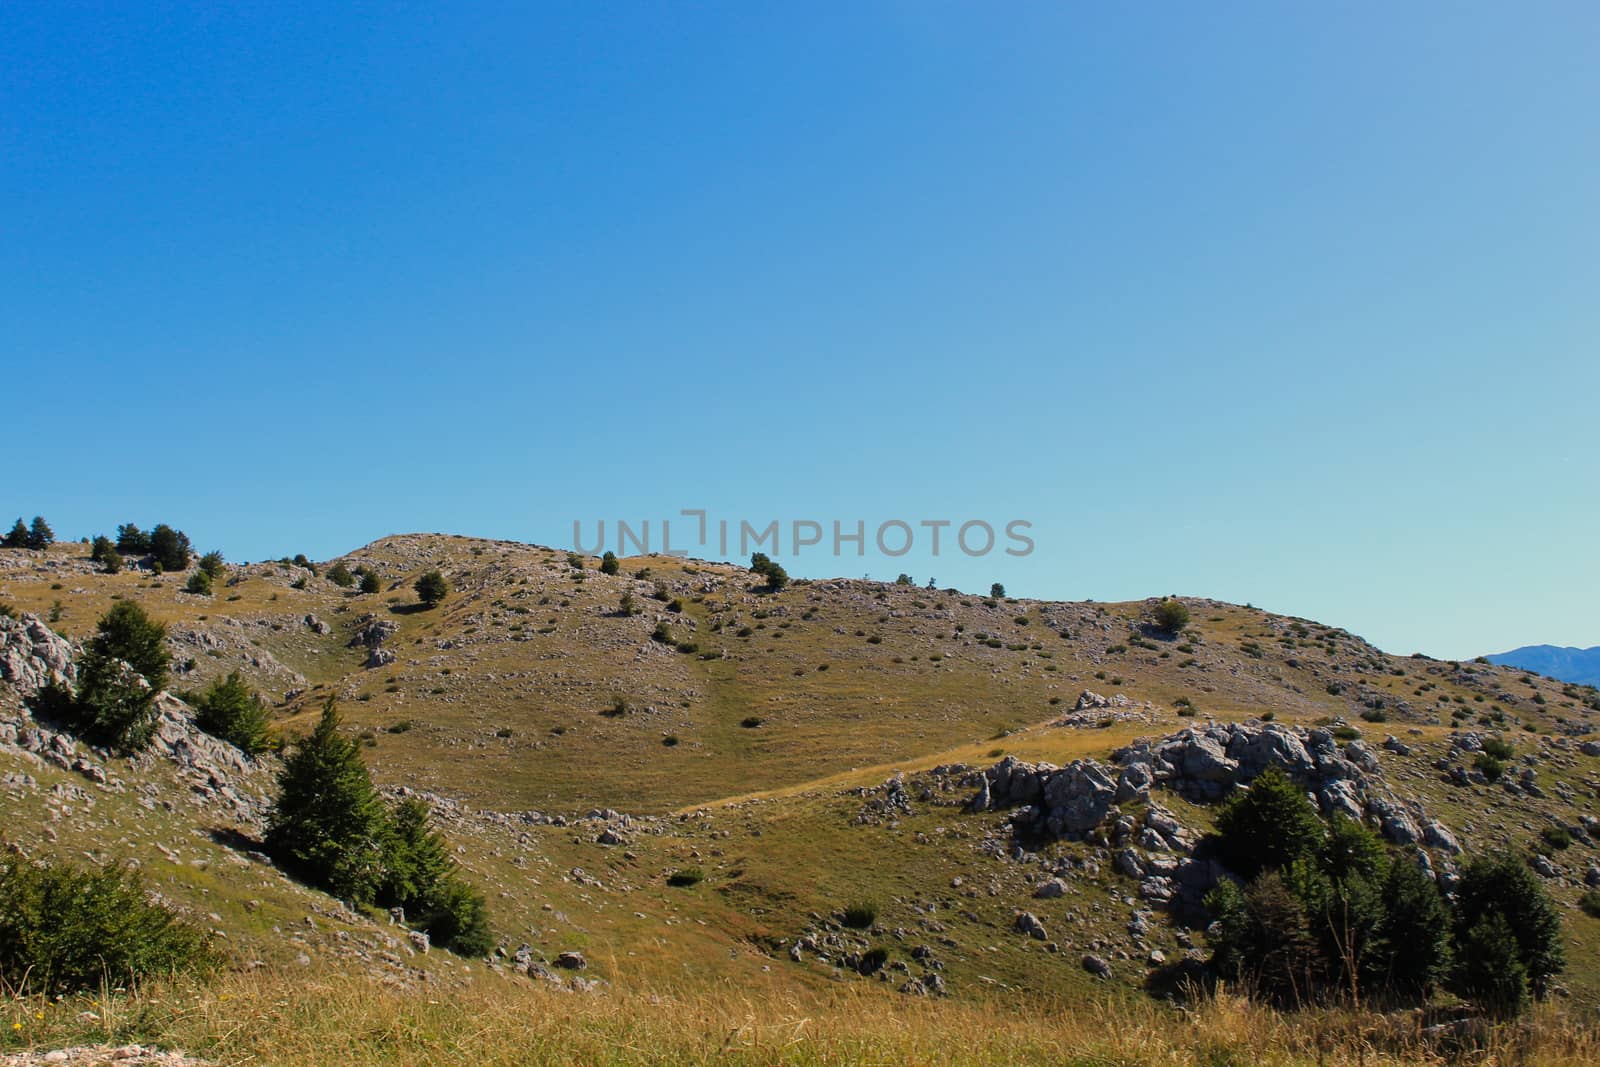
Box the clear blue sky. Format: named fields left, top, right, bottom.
left=4, top=3, right=1597, bottom=659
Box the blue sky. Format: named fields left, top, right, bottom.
left=3, top=2, right=1597, bottom=659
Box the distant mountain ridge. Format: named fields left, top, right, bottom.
left=1485, top=644, right=1600, bottom=687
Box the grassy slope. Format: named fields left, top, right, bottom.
left=4, top=533, right=1600, bottom=1040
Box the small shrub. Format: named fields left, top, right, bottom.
left=667, top=867, right=703, bottom=887
left=1539, top=826, right=1572, bottom=852
left=740, top=716, right=763, bottom=729
left=1579, top=891, right=1600, bottom=919
left=1474, top=753, right=1505, bottom=782
left=841, top=900, right=878, bottom=929
left=1481, top=737, right=1515, bottom=760
left=0, top=851, right=213, bottom=995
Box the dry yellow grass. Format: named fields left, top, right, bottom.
left=6, top=970, right=1600, bottom=1066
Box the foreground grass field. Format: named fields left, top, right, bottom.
left=5, top=971, right=1600, bottom=1066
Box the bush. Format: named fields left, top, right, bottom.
left=326, top=561, right=355, bottom=588
left=415, top=570, right=448, bottom=608
left=184, top=569, right=213, bottom=595
left=1474, top=753, right=1505, bottom=782
left=841, top=901, right=878, bottom=929
left=1579, top=890, right=1600, bottom=919
left=1153, top=598, right=1190, bottom=634
left=1480, top=737, right=1515, bottom=760
left=0, top=851, right=212, bottom=995
left=192, top=670, right=273, bottom=755
left=600, top=551, right=620, bottom=575
left=360, top=571, right=381, bottom=594
left=667, top=868, right=703, bottom=887
left=990, top=583, right=1006, bottom=599
left=1539, top=826, right=1573, bottom=852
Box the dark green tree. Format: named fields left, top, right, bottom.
left=359, top=571, right=381, bottom=594
left=149, top=524, right=191, bottom=571
left=184, top=570, right=213, bottom=596
left=749, top=552, right=772, bottom=574
left=62, top=601, right=171, bottom=751
left=1458, top=912, right=1530, bottom=1017
left=379, top=797, right=492, bottom=955
left=192, top=670, right=272, bottom=755
left=600, top=551, right=620, bottom=575
left=26, top=516, right=54, bottom=550
left=895, top=573, right=914, bottom=586
left=1213, top=766, right=1326, bottom=878
left=198, top=551, right=227, bottom=580
left=3, top=519, right=27, bottom=549
left=90, top=535, right=115, bottom=564
left=101, top=547, right=123, bottom=574
left=1453, top=853, right=1565, bottom=1002
left=990, top=583, right=1006, bottom=599
left=265, top=698, right=390, bottom=904
left=326, top=561, right=355, bottom=587
left=115, top=523, right=151, bottom=554
left=415, top=570, right=448, bottom=608
left=1374, top=857, right=1453, bottom=1000
left=764, top=562, right=789, bottom=590
left=88, top=600, right=170, bottom=693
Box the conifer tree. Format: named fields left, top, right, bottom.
left=26, top=516, right=53, bottom=550
left=3, top=519, right=27, bottom=549
left=265, top=698, right=389, bottom=904
left=192, top=670, right=272, bottom=755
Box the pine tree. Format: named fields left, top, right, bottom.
left=414, top=570, right=448, bottom=608
left=89, top=601, right=169, bottom=693
left=184, top=570, right=213, bottom=596
left=599, top=551, right=620, bottom=575
left=1454, top=853, right=1565, bottom=1000
left=114, top=523, right=150, bottom=554
left=64, top=601, right=171, bottom=751
left=1214, top=766, right=1326, bottom=878
left=265, top=698, right=390, bottom=904
left=3, top=519, right=27, bottom=549
left=26, top=516, right=53, bottom=550
left=326, top=561, right=354, bottom=587
left=990, top=583, right=1006, bottom=599
left=359, top=571, right=380, bottom=594
left=198, top=551, right=226, bottom=580
left=90, top=535, right=115, bottom=564
left=1458, top=912, right=1530, bottom=1017
left=192, top=670, right=272, bottom=756
left=149, top=525, right=191, bottom=571
left=1374, top=857, right=1453, bottom=1000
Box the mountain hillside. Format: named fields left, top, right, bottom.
left=1488, top=645, right=1600, bottom=688
left=4, top=532, right=1600, bottom=1062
